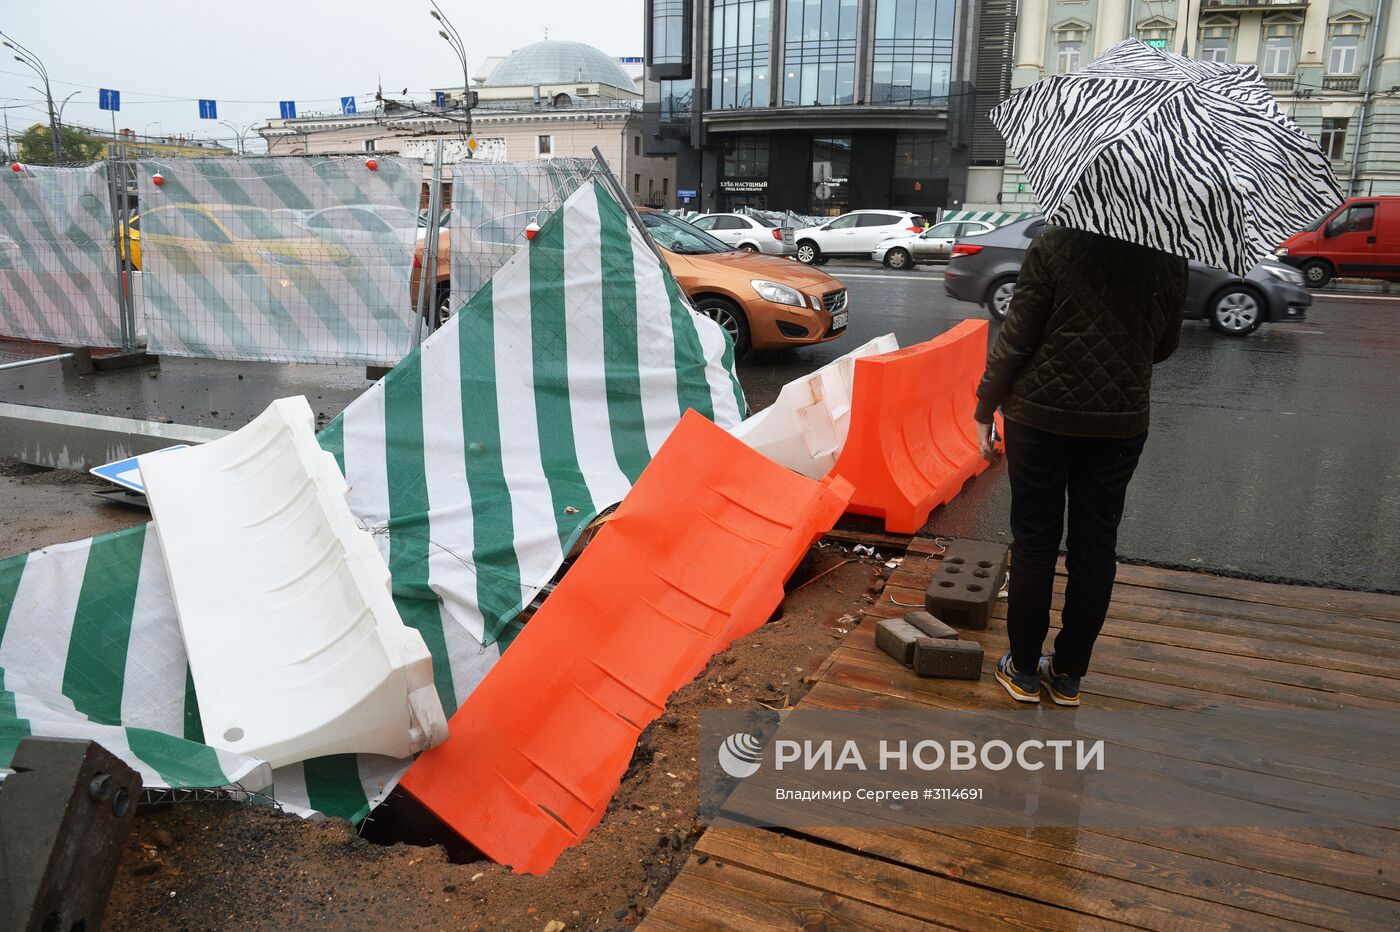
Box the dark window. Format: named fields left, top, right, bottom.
left=712, top=0, right=771, bottom=109
left=857, top=213, right=900, bottom=227
left=634, top=136, right=641, bottom=156
left=1321, top=118, right=1347, bottom=161
left=811, top=135, right=851, bottom=214
left=722, top=135, right=770, bottom=176
left=692, top=215, right=718, bottom=229
left=1328, top=203, right=1374, bottom=235
left=783, top=0, right=857, bottom=105
left=713, top=215, right=747, bottom=230
left=651, top=0, right=691, bottom=67
left=826, top=214, right=860, bottom=229
left=660, top=79, right=694, bottom=124
left=892, top=132, right=947, bottom=176
left=872, top=0, right=954, bottom=104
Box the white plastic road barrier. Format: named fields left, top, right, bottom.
left=138, top=396, right=448, bottom=769
left=730, top=334, right=899, bottom=479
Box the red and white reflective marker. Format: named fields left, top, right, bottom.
left=9, top=162, right=20, bottom=173
left=524, top=219, right=541, bottom=241
left=152, top=173, right=165, bottom=187
left=365, top=158, right=378, bottom=171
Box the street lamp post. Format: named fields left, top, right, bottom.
left=1, top=32, right=61, bottom=163
left=429, top=1, right=473, bottom=140
left=217, top=120, right=252, bottom=156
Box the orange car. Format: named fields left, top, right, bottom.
left=638, top=209, right=848, bottom=357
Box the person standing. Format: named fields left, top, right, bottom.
left=974, top=225, right=1187, bottom=706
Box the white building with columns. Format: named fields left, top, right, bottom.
left=966, top=0, right=1400, bottom=211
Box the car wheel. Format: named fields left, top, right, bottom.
left=985, top=277, right=1016, bottom=321
left=1209, top=286, right=1262, bottom=336
left=738, top=242, right=759, bottom=253
left=434, top=283, right=452, bottom=328
left=694, top=296, right=752, bottom=358
left=796, top=240, right=821, bottom=264
left=1299, top=259, right=1332, bottom=289
left=883, top=248, right=912, bottom=270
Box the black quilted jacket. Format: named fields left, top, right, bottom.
left=974, top=226, right=1188, bottom=438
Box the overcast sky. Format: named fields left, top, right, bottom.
left=2, top=0, right=643, bottom=153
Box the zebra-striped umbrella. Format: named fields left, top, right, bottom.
left=991, top=39, right=1343, bottom=276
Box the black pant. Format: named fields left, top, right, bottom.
left=1004, top=419, right=1148, bottom=678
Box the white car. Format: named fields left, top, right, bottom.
left=794, top=210, right=928, bottom=265
left=690, top=213, right=796, bottom=257
left=872, top=219, right=998, bottom=270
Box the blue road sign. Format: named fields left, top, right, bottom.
left=98, top=88, right=120, bottom=112
left=198, top=98, right=218, bottom=119
left=435, top=91, right=447, bottom=108
left=90, top=445, right=190, bottom=494
left=341, top=96, right=358, bottom=115
left=279, top=100, right=297, bottom=119
left=677, top=189, right=697, bottom=199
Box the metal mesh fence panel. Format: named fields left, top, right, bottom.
left=133, top=156, right=422, bottom=365
left=0, top=163, right=124, bottom=346
left=448, top=158, right=604, bottom=311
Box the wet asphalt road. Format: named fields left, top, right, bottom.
left=2, top=262, right=1397, bottom=590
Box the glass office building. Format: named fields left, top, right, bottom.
left=643, top=0, right=1006, bottom=214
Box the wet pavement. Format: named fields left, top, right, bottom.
left=2, top=262, right=1397, bottom=590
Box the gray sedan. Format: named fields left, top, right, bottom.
left=942, top=217, right=1311, bottom=336
left=690, top=213, right=797, bottom=257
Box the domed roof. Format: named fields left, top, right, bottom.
left=484, top=41, right=636, bottom=92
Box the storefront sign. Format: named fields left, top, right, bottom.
left=721, top=179, right=768, bottom=192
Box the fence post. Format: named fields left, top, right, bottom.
left=413, top=141, right=445, bottom=348
left=106, top=150, right=132, bottom=352
left=590, top=146, right=670, bottom=271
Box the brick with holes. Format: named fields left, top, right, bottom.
left=924, top=539, right=1008, bottom=630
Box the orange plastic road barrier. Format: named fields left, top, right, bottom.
left=399, top=410, right=851, bottom=874
left=829, top=318, right=997, bottom=534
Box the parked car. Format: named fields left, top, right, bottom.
left=302, top=205, right=420, bottom=238
left=690, top=213, right=796, bottom=257
left=793, top=210, right=927, bottom=265
left=638, top=209, right=848, bottom=357
left=944, top=217, right=1311, bottom=337
left=872, top=218, right=997, bottom=270
left=1275, top=195, right=1400, bottom=288
left=121, top=204, right=351, bottom=274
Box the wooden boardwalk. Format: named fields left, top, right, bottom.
left=645, top=537, right=1400, bottom=930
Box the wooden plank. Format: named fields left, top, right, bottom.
left=1106, top=563, right=1400, bottom=623
left=695, top=828, right=1115, bottom=932
left=793, top=824, right=1274, bottom=931
left=641, top=856, right=945, bottom=931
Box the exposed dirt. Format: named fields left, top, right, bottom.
left=0, top=459, right=147, bottom=559
left=103, top=548, right=895, bottom=931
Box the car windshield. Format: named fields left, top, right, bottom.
left=640, top=212, right=732, bottom=255
left=1302, top=209, right=1334, bottom=232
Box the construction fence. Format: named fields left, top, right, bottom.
left=0, top=151, right=607, bottom=366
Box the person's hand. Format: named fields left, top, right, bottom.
left=976, top=421, right=997, bottom=461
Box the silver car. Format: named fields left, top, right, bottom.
left=690, top=213, right=796, bottom=257
left=871, top=219, right=997, bottom=270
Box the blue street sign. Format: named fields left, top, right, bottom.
left=198, top=98, right=218, bottom=119
left=677, top=189, right=697, bottom=199
left=98, top=88, right=120, bottom=112
left=279, top=100, right=297, bottom=119
left=341, top=96, right=358, bottom=115
left=89, top=445, right=190, bottom=494
left=435, top=91, right=447, bottom=108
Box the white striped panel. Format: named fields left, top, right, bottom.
left=118, top=525, right=186, bottom=733
left=561, top=184, right=632, bottom=511
left=419, top=317, right=487, bottom=644
left=627, top=225, right=683, bottom=458
left=341, top=380, right=393, bottom=565
left=0, top=539, right=90, bottom=721
left=692, top=312, right=745, bottom=427
left=490, top=250, right=565, bottom=601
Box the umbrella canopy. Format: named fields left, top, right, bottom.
left=991, top=39, right=1343, bottom=276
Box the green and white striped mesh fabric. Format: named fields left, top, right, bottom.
left=0, top=164, right=124, bottom=346
left=938, top=210, right=1040, bottom=226
left=449, top=158, right=601, bottom=309
left=0, top=178, right=744, bottom=823
left=135, top=157, right=422, bottom=366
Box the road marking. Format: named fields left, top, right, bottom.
left=833, top=273, right=945, bottom=283
left=1311, top=292, right=1400, bottom=302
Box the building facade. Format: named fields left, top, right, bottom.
left=257, top=41, right=677, bottom=207
left=984, top=0, right=1400, bottom=211
left=643, top=0, right=1016, bottom=216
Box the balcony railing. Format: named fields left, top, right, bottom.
left=1202, top=0, right=1308, bottom=10
left=1263, top=77, right=1295, bottom=92
left=1323, top=75, right=1361, bottom=92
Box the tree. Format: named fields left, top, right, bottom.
left=16, top=124, right=107, bottom=165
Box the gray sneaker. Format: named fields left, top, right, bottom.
left=1038, top=654, right=1081, bottom=707
left=995, top=654, right=1040, bottom=703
